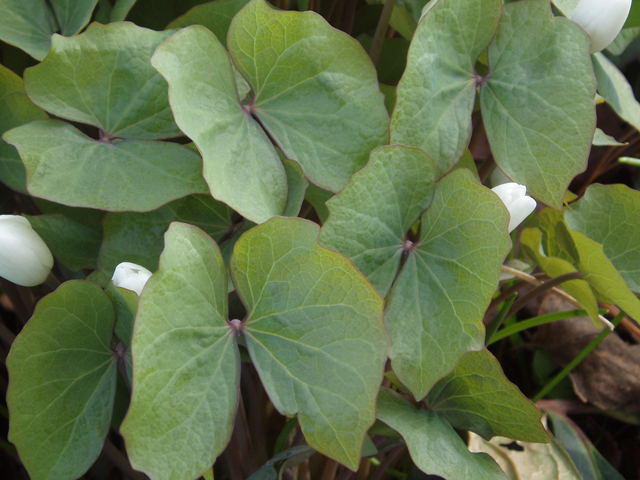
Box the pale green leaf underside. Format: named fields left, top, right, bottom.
left=7, top=281, right=117, bottom=480
left=391, top=0, right=502, bottom=178
left=566, top=183, right=640, bottom=294
left=24, top=22, right=180, bottom=139
left=0, top=63, right=48, bottom=193
left=283, top=159, right=309, bottom=217
left=121, top=222, right=239, bottom=480
left=385, top=169, right=511, bottom=400
left=229, top=0, right=389, bottom=193
left=97, top=194, right=234, bottom=281
left=320, top=145, right=436, bottom=297
left=469, top=432, right=582, bottom=480
left=151, top=25, right=287, bottom=224
left=377, top=388, right=508, bottom=480
left=481, top=0, right=596, bottom=209
left=592, top=53, right=640, bottom=134
left=426, top=349, right=549, bottom=443
left=4, top=119, right=208, bottom=212
left=232, top=217, right=389, bottom=470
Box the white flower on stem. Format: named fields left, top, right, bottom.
left=491, top=183, right=537, bottom=233
left=571, top=0, right=632, bottom=53
left=112, top=262, right=153, bottom=296
left=0, top=215, right=54, bottom=287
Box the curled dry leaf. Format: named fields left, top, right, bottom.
left=534, top=295, right=640, bottom=413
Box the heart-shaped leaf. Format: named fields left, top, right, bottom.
left=228, top=0, right=389, bottom=193
left=390, top=0, right=501, bottom=178
left=6, top=281, right=117, bottom=480
left=320, top=145, right=436, bottom=297
left=24, top=22, right=180, bottom=140
left=120, top=222, right=239, bottom=480
left=481, top=0, right=596, bottom=209
left=4, top=119, right=208, bottom=212
left=384, top=169, right=511, bottom=400
left=151, top=25, right=287, bottom=223
left=232, top=217, right=390, bottom=470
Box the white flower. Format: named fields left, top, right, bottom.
left=491, top=183, right=537, bottom=233
left=112, top=262, right=153, bottom=296
left=0, top=215, right=53, bottom=287
left=571, top=0, right=632, bottom=53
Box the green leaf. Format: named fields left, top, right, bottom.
left=376, top=388, right=508, bottom=480
left=166, top=0, right=250, bottom=47
left=390, top=0, right=502, bottom=178
left=547, top=411, right=625, bottom=480
left=151, top=25, right=287, bottom=224
left=231, top=217, right=389, bottom=470
left=551, top=0, right=578, bottom=17
left=0, top=63, right=48, bottom=193
left=529, top=208, right=574, bottom=262
left=384, top=169, right=511, bottom=400
left=481, top=0, right=596, bottom=209
left=607, top=27, right=640, bottom=56
left=110, top=0, right=137, bottom=22
left=0, top=0, right=55, bottom=60
left=304, top=183, right=334, bottom=224
left=592, top=128, right=626, bottom=146
left=24, top=22, right=180, bottom=139
left=426, top=349, right=549, bottom=443
left=283, top=159, right=309, bottom=218
left=4, top=119, right=208, bottom=212
left=6, top=281, right=117, bottom=480
left=564, top=226, right=640, bottom=322
left=565, top=183, right=640, bottom=294
left=121, top=222, right=239, bottom=480
left=468, top=431, right=582, bottom=480
left=592, top=52, right=640, bottom=133
left=320, top=145, right=436, bottom=297
left=104, top=283, right=138, bottom=381
left=520, top=227, right=600, bottom=325
left=97, top=194, right=234, bottom=281
left=49, top=0, right=99, bottom=36
left=248, top=445, right=316, bottom=480
left=228, top=0, right=389, bottom=193
left=26, top=213, right=103, bottom=271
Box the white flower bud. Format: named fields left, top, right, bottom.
left=491, top=183, right=537, bottom=233
left=112, top=262, right=153, bottom=296
left=571, top=0, right=632, bottom=53
left=0, top=215, right=54, bottom=287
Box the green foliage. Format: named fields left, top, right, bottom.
left=426, top=349, right=549, bottom=443
left=232, top=217, right=389, bottom=469
left=377, top=388, right=509, bottom=480
left=385, top=169, right=511, bottom=400
left=0, top=0, right=633, bottom=478
left=0, top=63, right=47, bottom=193
left=120, top=222, right=238, bottom=480
left=6, top=281, right=117, bottom=480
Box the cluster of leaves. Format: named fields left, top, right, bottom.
left=1, top=0, right=640, bottom=479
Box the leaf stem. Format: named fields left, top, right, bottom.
left=487, top=308, right=609, bottom=346
left=500, top=265, right=613, bottom=330
left=532, top=310, right=625, bottom=403
left=370, top=0, right=397, bottom=67
left=368, top=446, right=405, bottom=480
left=320, top=458, right=339, bottom=480
left=485, top=293, right=517, bottom=345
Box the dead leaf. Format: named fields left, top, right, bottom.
left=534, top=295, right=640, bottom=413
